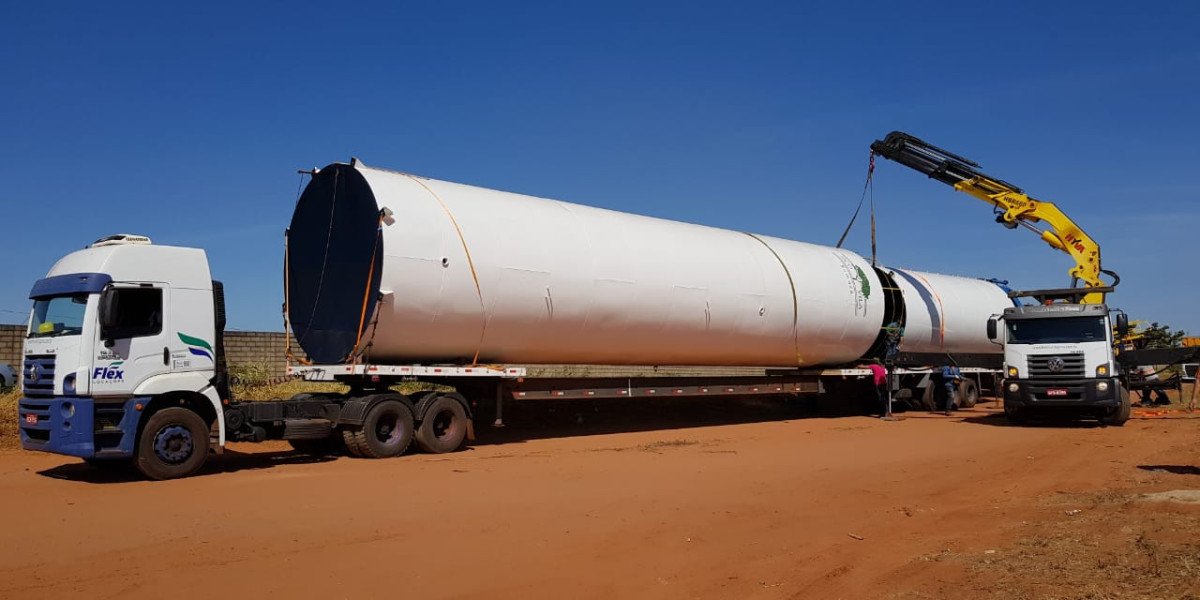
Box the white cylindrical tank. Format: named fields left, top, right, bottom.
left=285, top=160, right=1010, bottom=366
left=889, top=268, right=1014, bottom=355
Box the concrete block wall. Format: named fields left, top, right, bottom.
left=222, top=331, right=307, bottom=377
left=0, top=324, right=305, bottom=379
left=1, top=325, right=22, bottom=376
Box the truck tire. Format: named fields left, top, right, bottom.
left=342, top=428, right=366, bottom=457
left=349, top=400, right=415, bottom=458
left=135, top=407, right=210, bottom=480
left=1003, top=400, right=1028, bottom=425
left=415, top=396, right=468, bottom=454
left=920, top=383, right=937, bottom=412
left=957, top=379, right=979, bottom=409
left=1100, top=386, right=1131, bottom=426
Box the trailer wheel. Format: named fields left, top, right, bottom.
left=1100, top=386, right=1131, bottom=426
left=350, top=400, right=415, bottom=458
left=136, top=407, right=210, bottom=480
left=919, top=384, right=937, bottom=411
left=957, top=379, right=979, bottom=409
left=415, top=396, right=468, bottom=454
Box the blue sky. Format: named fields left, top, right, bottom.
left=2, top=1, right=1198, bottom=334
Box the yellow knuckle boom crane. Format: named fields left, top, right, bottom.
left=869, top=131, right=1117, bottom=305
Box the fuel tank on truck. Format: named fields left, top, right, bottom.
left=285, top=160, right=1012, bottom=367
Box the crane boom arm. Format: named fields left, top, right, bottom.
left=870, top=131, right=1112, bottom=304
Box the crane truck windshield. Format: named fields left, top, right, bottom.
left=1006, top=317, right=1107, bottom=345
left=28, top=294, right=88, bottom=338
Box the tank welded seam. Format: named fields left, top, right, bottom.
left=892, top=268, right=942, bottom=347
left=402, top=174, right=489, bottom=365
left=550, top=200, right=594, bottom=329
left=743, top=233, right=802, bottom=366
left=907, top=272, right=945, bottom=348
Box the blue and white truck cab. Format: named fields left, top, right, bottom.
left=19, top=234, right=229, bottom=478
left=18, top=234, right=499, bottom=480
left=988, top=303, right=1131, bottom=425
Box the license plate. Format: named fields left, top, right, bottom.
left=1046, top=388, right=1068, bottom=397
left=24, top=413, right=38, bottom=425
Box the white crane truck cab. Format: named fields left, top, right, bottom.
left=989, top=303, right=1130, bottom=425
left=18, top=235, right=228, bottom=478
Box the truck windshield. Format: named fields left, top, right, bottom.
left=1006, top=316, right=1108, bottom=344
left=28, top=294, right=89, bottom=338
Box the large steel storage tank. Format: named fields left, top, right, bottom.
left=286, top=160, right=1011, bottom=366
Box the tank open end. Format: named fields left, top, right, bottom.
left=287, top=163, right=384, bottom=363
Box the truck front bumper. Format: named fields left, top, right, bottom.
left=18, top=396, right=142, bottom=459
left=1002, top=377, right=1120, bottom=408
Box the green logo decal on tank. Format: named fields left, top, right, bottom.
left=853, top=265, right=872, bottom=299
left=834, top=253, right=870, bottom=317
left=178, top=333, right=214, bottom=362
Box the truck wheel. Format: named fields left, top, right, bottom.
left=136, top=407, right=210, bottom=480
left=958, top=379, right=979, bottom=409
left=342, top=428, right=366, bottom=457
left=350, top=400, right=415, bottom=458
left=1100, top=386, right=1131, bottom=426
left=920, top=384, right=937, bottom=412
left=1003, top=401, right=1028, bottom=425
left=415, top=396, right=468, bottom=454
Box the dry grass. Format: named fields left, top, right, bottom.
left=0, top=388, right=18, bottom=448
left=963, top=491, right=1200, bottom=599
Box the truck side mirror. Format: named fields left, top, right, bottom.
left=99, top=288, right=118, bottom=345
left=986, top=317, right=998, bottom=341
left=1115, top=312, right=1129, bottom=338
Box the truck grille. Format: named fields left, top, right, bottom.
left=22, top=355, right=56, bottom=396
left=1028, top=353, right=1086, bottom=380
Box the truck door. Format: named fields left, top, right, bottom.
left=92, top=284, right=169, bottom=396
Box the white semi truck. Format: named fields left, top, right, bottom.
left=18, top=161, right=1014, bottom=479
left=988, top=303, right=1131, bottom=425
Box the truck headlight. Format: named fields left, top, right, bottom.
left=1097, top=381, right=1109, bottom=393
left=1007, top=367, right=1018, bottom=377
left=1008, top=382, right=1019, bottom=393
left=1096, top=365, right=1108, bottom=376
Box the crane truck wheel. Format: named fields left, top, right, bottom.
left=415, top=396, right=468, bottom=454
left=957, top=379, right=979, bottom=409
left=135, top=407, right=210, bottom=480
left=1100, top=386, right=1131, bottom=426
left=350, top=400, right=416, bottom=458
left=1003, top=401, right=1028, bottom=425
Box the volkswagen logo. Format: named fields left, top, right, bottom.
left=1046, top=356, right=1065, bottom=373
left=27, top=362, right=40, bottom=382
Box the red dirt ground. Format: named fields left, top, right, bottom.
left=1, top=399, right=1197, bottom=599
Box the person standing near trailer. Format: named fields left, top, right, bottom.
left=866, top=361, right=888, bottom=414
left=939, top=363, right=962, bottom=415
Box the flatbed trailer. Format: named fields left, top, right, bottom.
left=280, top=362, right=1001, bottom=429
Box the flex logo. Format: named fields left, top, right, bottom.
left=93, top=361, right=125, bottom=381
left=179, top=333, right=214, bottom=362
